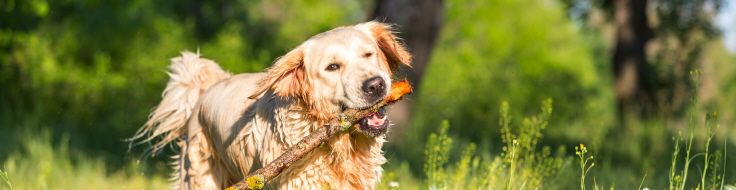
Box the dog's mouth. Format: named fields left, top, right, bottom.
left=355, top=107, right=389, bottom=137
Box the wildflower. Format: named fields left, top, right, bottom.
left=722, top=184, right=736, bottom=190
left=389, top=181, right=400, bottom=188
left=643, top=188, right=649, bottom=190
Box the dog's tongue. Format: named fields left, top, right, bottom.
left=365, top=108, right=387, bottom=127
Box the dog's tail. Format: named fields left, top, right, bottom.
left=129, top=51, right=231, bottom=156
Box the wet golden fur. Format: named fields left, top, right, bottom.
left=131, top=21, right=411, bottom=189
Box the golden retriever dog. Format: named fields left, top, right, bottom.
left=131, top=21, right=411, bottom=189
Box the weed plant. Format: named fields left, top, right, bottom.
left=576, top=144, right=595, bottom=190
left=413, top=99, right=572, bottom=190
left=0, top=167, right=10, bottom=189
left=667, top=70, right=727, bottom=190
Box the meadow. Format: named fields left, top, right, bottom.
left=1, top=0, right=735, bottom=189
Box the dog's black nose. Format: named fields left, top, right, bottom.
left=362, top=76, right=386, bottom=101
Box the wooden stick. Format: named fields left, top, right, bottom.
left=226, top=79, right=413, bottom=190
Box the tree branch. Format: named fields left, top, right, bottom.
left=226, top=79, right=413, bottom=190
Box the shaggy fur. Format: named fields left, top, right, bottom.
left=131, top=21, right=412, bottom=190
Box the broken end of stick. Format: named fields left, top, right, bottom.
left=385, top=79, right=413, bottom=105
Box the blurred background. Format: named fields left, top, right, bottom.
left=1, top=0, right=735, bottom=189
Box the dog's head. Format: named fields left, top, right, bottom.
left=249, top=21, right=412, bottom=137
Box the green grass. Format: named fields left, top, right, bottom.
left=0, top=129, right=168, bottom=190
left=0, top=167, right=10, bottom=189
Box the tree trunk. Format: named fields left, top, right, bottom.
left=370, top=0, right=443, bottom=140
left=612, top=0, right=654, bottom=117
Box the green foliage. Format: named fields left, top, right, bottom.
left=667, top=71, right=727, bottom=190
left=0, top=0, right=368, bottom=176
left=0, top=0, right=370, bottom=187
left=394, top=0, right=615, bottom=171
left=423, top=121, right=453, bottom=189
left=405, top=100, right=572, bottom=190
left=2, top=0, right=735, bottom=189
left=494, top=99, right=569, bottom=190
left=0, top=128, right=168, bottom=189
left=0, top=167, right=10, bottom=189
left=561, top=0, right=725, bottom=117
left=400, top=94, right=729, bottom=190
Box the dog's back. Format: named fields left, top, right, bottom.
left=130, top=52, right=232, bottom=189
left=131, top=52, right=300, bottom=189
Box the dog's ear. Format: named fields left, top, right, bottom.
left=362, top=21, right=412, bottom=72
left=249, top=47, right=305, bottom=99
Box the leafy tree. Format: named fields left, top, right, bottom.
left=561, top=0, right=724, bottom=118
left=390, top=0, right=612, bottom=173
left=0, top=0, right=367, bottom=172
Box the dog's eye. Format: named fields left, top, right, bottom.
left=325, top=63, right=340, bottom=71
left=364, top=52, right=373, bottom=58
